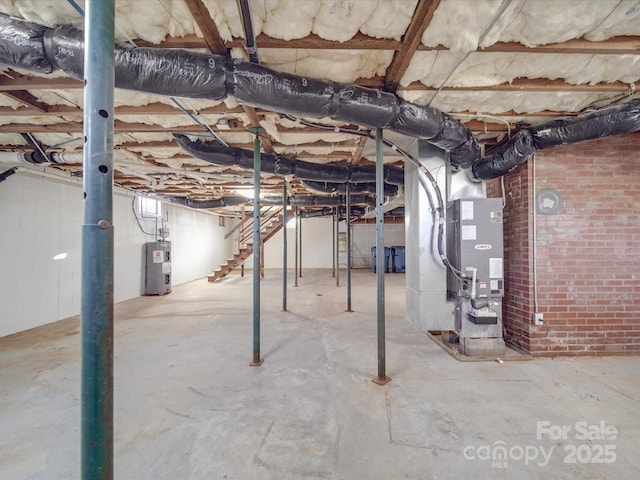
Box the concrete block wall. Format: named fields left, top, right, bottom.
left=0, top=172, right=234, bottom=337
left=487, top=133, right=640, bottom=356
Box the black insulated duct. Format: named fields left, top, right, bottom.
left=301, top=206, right=366, bottom=219
left=262, top=194, right=375, bottom=207
left=0, top=167, right=18, bottom=183
left=173, top=134, right=404, bottom=187
left=0, top=14, right=52, bottom=74
left=3, top=15, right=639, bottom=181
left=170, top=194, right=374, bottom=209
left=169, top=196, right=248, bottom=209
left=473, top=98, right=640, bottom=180
left=0, top=16, right=478, bottom=170
left=299, top=179, right=398, bottom=196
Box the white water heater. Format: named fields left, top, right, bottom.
left=145, top=241, right=171, bottom=295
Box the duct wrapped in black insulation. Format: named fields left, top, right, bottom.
left=473, top=98, right=640, bottom=179
left=391, top=101, right=478, bottom=169
left=170, top=196, right=248, bottom=209
left=262, top=194, right=375, bottom=207
left=43, top=25, right=228, bottom=99
left=233, top=62, right=335, bottom=118
left=0, top=13, right=52, bottom=74
left=472, top=130, right=535, bottom=180
left=331, top=84, right=400, bottom=127
left=300, top=179, right=397, bottom=196
left=301, top=206, right=366, bottom=219
left=0, top=15, right=479, bottom=169
left=174, top=134, right=405, bottom=188
left=531, top=98, right=640, bottom=149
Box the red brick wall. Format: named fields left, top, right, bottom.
left=488, top=133, right=640, bottom=356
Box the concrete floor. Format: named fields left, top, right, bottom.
left=1, top=269, right=638, bottom=480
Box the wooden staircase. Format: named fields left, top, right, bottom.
left=207, top=206, right=284, bottom=282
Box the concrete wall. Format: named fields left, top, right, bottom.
left=258, top=216, right=334, bottom=269
left=0, top=171, right=234, bottom=337
left=352, top=223, right=405, bottom=269
left=487, top=133, right=640, bottom=356
left=253, top=216, right=405, bottom=270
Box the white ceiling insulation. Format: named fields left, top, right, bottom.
left=0, top=0, right=638, bottom=204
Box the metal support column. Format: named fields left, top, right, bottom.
left=298, top=213, right=303, bottom=278
left=282, top=182, right=287, bottom=311
left=250, top=129, right=263, bottom=366
left=294, top=207, right=299, bottom=287
left=335, top=212, right=340, bottom=287
left=81, top=0, right=115, bottom=478
left=346, top=183, right=352, bottom=312
left=332, top=209, right=336, bottom=278
left=372, top=128, right=391, bottom=386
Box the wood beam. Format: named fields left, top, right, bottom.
left=0, top=70, right=82, bottom=91
left=242, top=105, right=274, bottom=153
left=400, top=78, right=639, bottom=92
left=183, top=0, right=227, bottom=55
left=138, top=32, right=640, bottom=55
left=351, top=135, right=369, bottom=165
left=384, top=0, right=440, bottom=92
left=2, top=91, right=49, bottom=112
left=0, top=102, right=246, bottom=117
left=457, top=35, right=640, bottom=55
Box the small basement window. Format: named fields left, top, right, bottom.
left=139, top=196, right=162, bottom=217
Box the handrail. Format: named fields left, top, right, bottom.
left=239, top=206, right=283, bottom=247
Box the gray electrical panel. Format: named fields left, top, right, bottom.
left=145, top=241, right=171, bottom=295
left=446, top=198, right=505, bottom=356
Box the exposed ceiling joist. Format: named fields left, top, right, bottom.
left=351, top=135, right=369, bottom=166
left=400, top=78, right=640, bottom=93
left=475, top=36, right=640, bottom=55
left=384, top=0, right=441, bottom=92
left=0, top=102, right=245, bottom=117
left=2, top=90, right=49, bottom=112
left=183, top=0, right=227, bottom=55
left=135, top=33, right=640, bottom=56
left=0, top=71, right=82, bottom=90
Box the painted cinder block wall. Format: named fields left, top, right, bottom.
left=487, top=133, right=640, bottom=356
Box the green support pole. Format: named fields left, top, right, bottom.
left=335, top=212, right=340, bottom=287
left=332, top=209, right=336, bottom=278
left=373, top=128, right=391, bottom=386
left=282, top=182, right=287, bottom=311
left=81, top=0, right=115, bottom=478
left=250, top=131, right=263, bottom=366
left=346, top=183, right=352, bottom=312
left=299, top=213, right=303, bottom=278
left=294, top=207, right=299, bottom=287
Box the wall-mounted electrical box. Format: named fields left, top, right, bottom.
left=145, top=241, right=171, bottom=295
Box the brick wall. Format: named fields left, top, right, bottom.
left=488, top=133, right=640, bottom=356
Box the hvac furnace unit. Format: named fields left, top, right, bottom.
left=145, top=241, right=171, bottom=295
left=446, top=198, right=505, bottom=356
